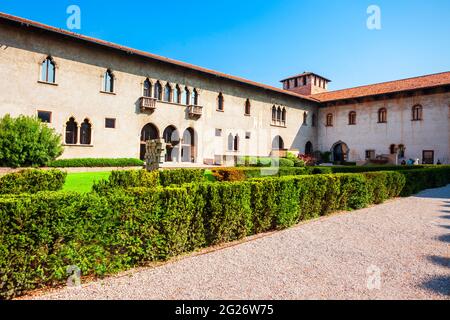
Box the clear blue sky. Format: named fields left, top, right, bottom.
left=1, top=0, right=449, bottom=90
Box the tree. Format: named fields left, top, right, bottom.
left=0, top=114, right=63, bottom=167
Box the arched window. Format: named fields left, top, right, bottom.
left=217, top=92, right=224, bottom=111
left=378, top=108, right=387, bottom=123
left=348, top=111, right=356, bottom=125
left=154, top=81, right=162, bottom=100
left=412, top=104, right=423, bottom=121
left=164, top=83, right=171, bottom=102
left=65, top=117, right=78, bottom=144
left=140, top=123, right=159, bottom=160
left=312, top=113, right=317, bottom=127
left=305, top=141, right=313, bottom=155
left=228, top=133, right=234, bottom=151
left=234, top=134, right=239, bottom=151
left=174, top=85, right=181, bottom=104
left=303, top=111, right=308, bottom=125
left=272, top=135, right=284, bottom=150
left=192, top=89, right=199, bottom=105
left=143, top=78, right=152, bottom=97
left=184, top=87, right=190, bottom=105
left=326, top=113, right=333, bottom=127
left=103, top=69, right=114, bottom=93
left=276, top=107, right=282, bottom=123
left=281, top=108, right=286, bottom=125
left=40, top=56, right=56, bottom=83
left=80, top=119, right=92, bottom=145
left=245, top=99, right=251, bottom=115
left=272, top=106, right=276, bottom=123
left=163, top=126, right=180, bottom=162
left=181, top=128, right=195, bottom=162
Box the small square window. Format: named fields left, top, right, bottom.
left=37, top=111, right=52, bottom=123
left=245, top=132, right=251, bottom=139
left=105, top=118, right=116, bottom=128
left=215, top=128, right=222, bottom=137
left=365, top=150, right=375, bottom=160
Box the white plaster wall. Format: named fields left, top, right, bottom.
left=317, top=93, right=450, bottom=164
left=0, top=23, right=318, bottom=164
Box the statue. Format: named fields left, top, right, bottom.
left=144, top=138, right=166, bottom=171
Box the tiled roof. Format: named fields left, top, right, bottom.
left=0, top=12, right=318, bottom=103
left=312, top=72, right=450, bottom=102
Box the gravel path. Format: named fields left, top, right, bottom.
left=30, top=185, right=450, bottom=300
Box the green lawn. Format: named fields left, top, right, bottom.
left=63, top=171, right=111, bottom=193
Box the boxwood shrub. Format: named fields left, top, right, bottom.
left=1, top=168, right=449, bottom=299
left=47, top=158, right=144, bottom=168
left=0, top=169, right=66, bottom=195
left=92, top=169, right=206, bottom=193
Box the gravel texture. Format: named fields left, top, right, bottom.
left=29, top=185, right=450, bottom=300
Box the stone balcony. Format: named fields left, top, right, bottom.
left=139, top=96, right=157, bottom=112
left=188, top=105, right=203, bottom=118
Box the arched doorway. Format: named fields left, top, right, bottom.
left=272, top=135, right=285, bottom=150
left=332, top=141, right=349, bottom=163
left=163, top=125, right=180, bottom=162
left=140, top=123, right=159, bottom=160
left=181, top=127, right=196, bottom=163
left=305, top=141, right=313, bottom=155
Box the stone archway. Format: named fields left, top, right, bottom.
left=181, top=127, right=196, bottom=163
left=140, top=123, right=159, bottom=160
left=163, top=125, right=180, bottom=162
left=332, top=141, right=349, bottom=163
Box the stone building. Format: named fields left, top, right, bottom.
left=0, top=12, right=449, bottom=166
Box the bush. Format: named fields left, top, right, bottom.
left=47, top=158, right=144, bottom=168
left=211, top=167, right=309, bottom=182
left=93, top=169, right=206, bottom=193
left=1, top=168, right=449, bottom=299
left=0, top=114, right=63, bottom=168
left=0, top=169, right=66, bottom=195
left=159, top=169, right=205, bottom=186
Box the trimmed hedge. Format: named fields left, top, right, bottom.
left=47, top=158, right=144, bottom=168
left=92, top=169, right=206, bottom=193
left=0, top=170, right=412, bottom=299
left=211, top=167, right=308, bottom=182
left=0, top=169, right=66, bottom=195
left=1, top=167, right=449, bottom=299
left=308, top=165, right=435, bottom=175
left=237, top=156, right=297, bottom=168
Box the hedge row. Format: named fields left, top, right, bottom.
left=211, top=167, right=308, bottom=181
left=0, top=170, right=411, bottom=299
left=47, top=158, right=144, bottom=168
left=92, top=169, right=206, bottom=193
left=0, top=169, right=66, bottom=195
left=308, top=164, right=437, bottom=175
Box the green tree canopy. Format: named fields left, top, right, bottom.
left=0, top=114, right=63, bottom=167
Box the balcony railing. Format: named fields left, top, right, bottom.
left=188, top=105, right=203, bottom=118
left=271, top=119, right=286, bottom=127
left=140, top=96, right=157, bottom=112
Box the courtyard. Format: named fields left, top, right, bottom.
left=28, top=185, right=450, bottom=300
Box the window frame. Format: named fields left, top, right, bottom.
left=37, top=110, right=52, bottom=123
left=105, top=118, right=116, bottom=129
left=348, top=111, right=357, bottom=125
